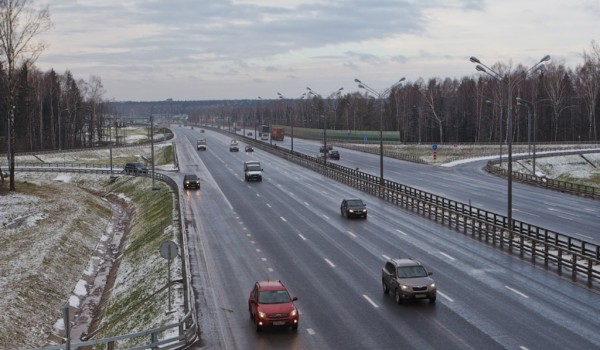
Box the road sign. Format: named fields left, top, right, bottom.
left=160, top=240, right=179, bottom=261
left=432, top=144, right=438, bottom=151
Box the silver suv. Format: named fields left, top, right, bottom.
left=381, top=258, right=436, bottom=304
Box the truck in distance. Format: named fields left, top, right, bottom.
left=271, top=127, right=284, bottom=141
left=197, top=138, right=207, bottom=151
left=244, top=161, right=263, bottom=182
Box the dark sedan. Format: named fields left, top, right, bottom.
left=340, top=198, right=367, bottom=219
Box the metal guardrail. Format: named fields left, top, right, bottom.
left=224, top=130, right=600, bottom=286
left=13, top=167, right=199, bottom=350
left=484, top=150, right=600, bottom=199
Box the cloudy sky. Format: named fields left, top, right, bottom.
left=35, top=0, right=599, bottom=102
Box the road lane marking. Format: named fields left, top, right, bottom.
left=395, top=229, right=407, bottom=236
left=382, top=254, right=391, bottom=261
left=437, top=291, right=454, bottom=302
left=519, top=346, right=529, bottom=350
left=346, top=231, right=357, bottom=238
left=256, top=249, right=261, bottom=253
left=513, top=209, right=540, bottom=217
left=256, top=193, right=261, bottom=197
left=505, top=285, right=529, bottom=298
left=266, top=203, right=272, bottom=208
left=362, top=294, right=379, bottom=308
left=303, top=201, right=310, bottom=206
left=261, top=257, right=267, bottom=262
left=268, top=268, right=273, bottom=272
left=280, top=216, right=287, bottom=222
left=324, top=258, right=335, bottom=268
left=322, top=214, right=330, bottom=219
left=298, top=234, right=307, bottom=241
left=307, top=328, right=316, bottom=335
left=439, top=252, right=456, bottom=261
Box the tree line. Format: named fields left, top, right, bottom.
left=189, top=41, right=600, bottom=144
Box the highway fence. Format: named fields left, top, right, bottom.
left=233, top=131, right=600, bottom=286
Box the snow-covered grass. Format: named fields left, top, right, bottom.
left=0, top=139, right=183, bottom=349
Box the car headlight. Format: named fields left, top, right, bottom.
left=290, top=309, right=297, bottom=317
left=400, top=285, right=409, bottom=291
left=258, top=311, right=266, bottom=318
left=430, top=283, right=436, bottom=289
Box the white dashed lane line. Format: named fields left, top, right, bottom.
left=439, top=252, right=456, bottom=261
left=505, top=285, right=529, bottom=298
left=324, top=258, right=336, bottom=268
left=362, top=294, right=379, bottom=308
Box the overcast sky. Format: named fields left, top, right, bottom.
left=35, top=0, right=600, bottom=102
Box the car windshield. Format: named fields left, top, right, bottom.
left=246, top=165, right=261, bottom=171
left=259, top=290, right=291, bottom=304
left=347, top=199, right=364, bottom=207
left=397, top=266, right=428, bottom=278
left=184, top=175, right=197, bottom=180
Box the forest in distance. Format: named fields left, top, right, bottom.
left=2, top=41, right=600, bottom=155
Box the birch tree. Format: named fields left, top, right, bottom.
left=0, top=0, right=51, bottom=191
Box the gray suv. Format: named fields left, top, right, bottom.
left=381, top=258, right=436, bottom=304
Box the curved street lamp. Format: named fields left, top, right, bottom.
left=470, top=54, right=550, bottom=244
left=355, top=77, right=405, bottom=186
left=306, top=87, right=344, bottom=166
left=278, top=92, right=306, bottom=153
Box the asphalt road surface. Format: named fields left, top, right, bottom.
left=174, top=126, right=600, bottom=350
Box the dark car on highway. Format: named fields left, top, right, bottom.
left=124, top=162, right=148, bottom=174
left=183, top=174, right=200, bottom=189
left=328, top=150, right=340, bottom=160
left=340, top=198, right=367, bottom=219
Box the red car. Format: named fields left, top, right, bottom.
left=248, top=280, right=299, bottom=332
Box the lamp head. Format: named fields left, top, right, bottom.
left=354, top=78, right=361, bottom=83
left=470, top=56, right=481, bottom=64
left=540, top=55, right=551, bottom=63
left=476, top=65, right=486, bottom=73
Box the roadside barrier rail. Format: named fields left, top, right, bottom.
left=232, top=132, right=600, bottom=286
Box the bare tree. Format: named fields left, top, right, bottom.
left=543, top=63, right=571, bottom=141
left=420, top=78, right=445, bottom=143
left=574, top=41, right=600, bottom=141
left=0, top=0, right=51, bottom=191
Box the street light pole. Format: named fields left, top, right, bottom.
left=355, top=78, right=405, bottom=186
left=470, top=55, right=550, bottom=243
left=306, top=87, right=343, bottom=166
left=278, top=92, right=306, bottom=153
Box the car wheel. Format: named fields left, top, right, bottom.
left=429, top=295, right=437, bottom=304
left=291, top=324, right=298, bottom=331
left=395, top=289, right=403, bottom=304
left=256, top=325, right=261, bottom=333
left=249, top=306, right=254, bottom=320
left=340, top=208, right=344, bottom=216
left=364, top=214, right=367, bottom=220
left=382, top=279, right=389, bottom=294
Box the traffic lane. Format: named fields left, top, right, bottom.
left=183, top=132, right=600, bottom=350
left=198, top=144, right=504, bottom=348
left=452, top=160, right=600, bottom=242
left=246, top=161, right=600, bottom=349
left=223, top=178, right=504, bottom=349
left=315, top=144, right=600, bottom=242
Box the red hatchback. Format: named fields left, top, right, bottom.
left=248, top=280, right=299, bottom=332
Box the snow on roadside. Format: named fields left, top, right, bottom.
left=0, top=173, right=114, bottom=349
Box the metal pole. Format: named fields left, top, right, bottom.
left=527, top=105, right=531, bottom=156
left=379, top=99, right=384, bottom=186
left=533, top=106, right=537, bottom=175
left=323, top=115, right=327, bottom=166
left=507, top=81, right=513, bottom=246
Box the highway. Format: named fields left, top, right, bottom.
left=174, top=126, right=600, bottom=350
